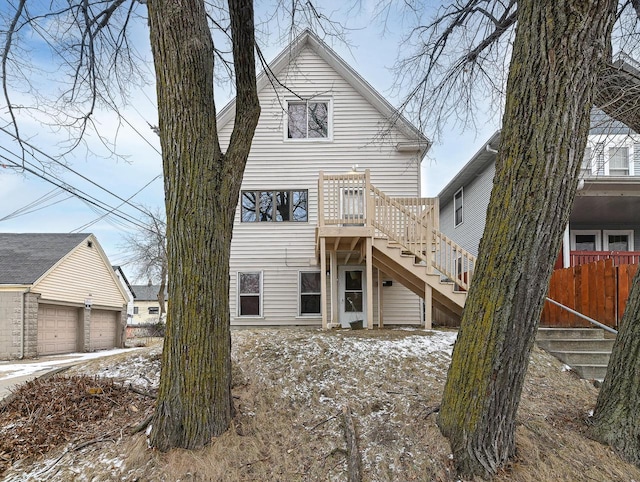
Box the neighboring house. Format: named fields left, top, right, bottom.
left=130, top=283, right=167, bottom=325
left=439, top=112, right=640, bottom=269
left=113, top=266, right=135, bottom=324
left=0, top=233, right=129, bottom=359
left=217, top=30, right=470, bottom=329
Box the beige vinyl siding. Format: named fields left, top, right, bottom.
left=32, top=240, right=126, bottom=308
left=222, top=46, right=422, bottom=325
left=378, top=281, right=423, bottom=325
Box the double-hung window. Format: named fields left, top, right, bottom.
left=299, top=272, right=321, bottom=316
left=609, top=146, right=629, bottom=176
left=287, top=101, right=329, bottom=139
left=238, top=272, right=261, bottom=317
left=241, top=190, right=308, bottom=222
left=454, top=188, right=463, bottom=227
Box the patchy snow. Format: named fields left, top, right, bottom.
left=0, top=347, right=142, bottom=381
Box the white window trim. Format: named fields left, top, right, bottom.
left=298, top=270, right=322, bottom=317
left=453, top=187, right=463, bottom=227
left=237, top=271, right=263, bottom=318
left=284, top=98, right=333, bottom=142
left=607, top=146, right=630, bottom=176
left=603, top=230, right=634, bottom=251
left=570, top=230, right=601, bottom=251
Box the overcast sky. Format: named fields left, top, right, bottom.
left=0, top=2, right=499, bottom=281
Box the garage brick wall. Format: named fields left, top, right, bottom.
left=0, top=291, right=38, bottom=359
left=23, top=293, right=39, bottom=358
left=0, top=292, right=21, bottom=359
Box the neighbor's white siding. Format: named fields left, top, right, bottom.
left=32, top=240, right=126, bottom=309
left=220, top=45, right=422, bottom=325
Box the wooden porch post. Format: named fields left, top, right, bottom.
left=330, top=250, right=338, bottom=327
left=366, top=236, right=374, bottom=329
left=364, top=169, right=373, bottom=227
left=321, top=237, right=328, bottom=330
left=318, top=171, right=325, bottom=227
left=377, top=268, right=384, bottom=328
left=424, top=283, right=433, bottom=330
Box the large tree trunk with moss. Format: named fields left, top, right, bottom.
left=437, top=1, right=616, bottom=478
left=591, top=268, right=640, bottom=465
left=147, top=0, right=260, bottom=451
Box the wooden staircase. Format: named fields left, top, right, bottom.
left=371, top=238, right=467, bottom=318
left=317, top=170, right=476, bottom=328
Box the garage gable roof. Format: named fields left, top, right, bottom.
left=0, top=233, right=91, bottom=285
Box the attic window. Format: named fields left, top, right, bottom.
left=87, top=240, right=93, bottom=248
left=287, top=101, right=329, bottom=139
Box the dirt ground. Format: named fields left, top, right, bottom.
left=1, top=328, right=638, bottom=481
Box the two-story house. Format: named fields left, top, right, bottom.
left=439, top=111, right=640, bottom=269
left=130, top=283, right=167, bottom=325
left=217, top=30, right=472, bottom=329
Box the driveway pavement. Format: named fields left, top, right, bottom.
left=0, top=348, right=138, bottom=401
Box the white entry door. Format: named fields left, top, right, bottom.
left=338, top=267, right=367, bottom=328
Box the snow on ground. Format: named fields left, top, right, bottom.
left=0, top=347, right=143, bottom=381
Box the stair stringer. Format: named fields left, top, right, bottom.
left=372, top=237, right=467, bottom=317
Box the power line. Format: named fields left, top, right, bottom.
left=0, top=126, right=163, bottom=222
left=0, top=153, right=152, bottom=232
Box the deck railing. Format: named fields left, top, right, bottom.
left=318, top=170, right=476, bottom=290
left=570, top=250, right=640, bottom=266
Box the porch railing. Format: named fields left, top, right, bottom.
left=318, top=170, right=476, bottom=290
left=570, top=250, right=640, bottom=266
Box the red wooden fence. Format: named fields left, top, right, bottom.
left=541, top=259, right=638, bottom=329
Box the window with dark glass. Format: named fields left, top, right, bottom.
left=607, top=234, right=629, bottom=251
left=133, top=307, right=139, bottom=314
left=241, top=190, right=308, bottom=222
left=238, top=272, right=261, bottom=316
left=575, top=234, right=597, bottom=251
left=454, top=188, right=463, bottom=227
left=300, top=272, right=321, bottom=315
left=288, top=101, right=329, bottom=139
left=344, top=270, right=363, bottom=312
left=148, top=307, right=159, bottom=315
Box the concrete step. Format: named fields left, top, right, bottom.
left=571, top=364, right=609, bottom=381
left=536, top=338, right=615, bottom=352
left=537, top=327, right=606, bottom=340
left=548, top=350, right=611, bottom=366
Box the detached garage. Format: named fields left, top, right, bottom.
left=0, top=233, right=129, bottom=359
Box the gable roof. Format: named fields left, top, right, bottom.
left=113, top=265, right=136, bottom=298
left=217, top=29, right=430, bottom=152
left=438, top=130, right=501, bottom=202
left=131, top=284, right=166, bottom=301
left=0, top=233, right=91, bottom=285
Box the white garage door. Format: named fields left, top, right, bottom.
left=90, top=309, right=118, bottom=350
left=38, top=304, right=79, bottom=355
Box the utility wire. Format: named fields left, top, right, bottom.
left=0, top=154, right=152, bottom=232
left=0, top=126, right=163, bottom=222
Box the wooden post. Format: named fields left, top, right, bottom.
left=365, top=169, right=373, bottom=227
left=330, top=250, right=338, bottom=327
left=424, top=283, right=432, bottom=330
left=377, top=268, right=384, bottom=328
left=318, top=171, right=325, bottom=227
left=320, top=237, right=327, bottom=330
left=366, top=236, right=373, bottom=329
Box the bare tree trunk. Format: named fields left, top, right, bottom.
left=591, top=267, right=640, bottom=465
left=437, top=1, right=616, bottom=477
left=147, top=0, right=260, bottom=451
